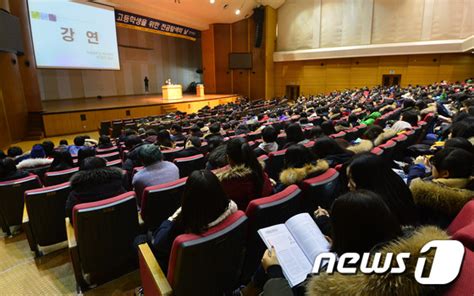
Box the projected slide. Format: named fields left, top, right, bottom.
left=28, top=0, right=120, bottom=70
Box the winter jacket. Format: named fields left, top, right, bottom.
left=410, top=177, right=474, bottom=228
left=16, top=158, right=53, bottom=170
left=217, top=165, right=273, bottom=210
left=65, top=167, right=126, bottom=222
left=279, top=160, right=329, bottom=186
left=347, top=129, right=397, bottom=154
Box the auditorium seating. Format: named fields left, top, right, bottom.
left=24, top=165, right=51, bottom=182
left=96, top=146, right=119, bottom=154
left=162, top=147, right=184, bottom=162
left=140, top=178, right=187, bottom=230
left=266, top=149, right=287, bottom=181
left=445, top=200, right=474, bottom=295
left=97, top=151, right=121, bottom=161
left=138, top=211, right=248, bottom=295
left=44, top=167, right=79, bottom=186
left=173, top=154, right=206, bottom=178
left=242, top=185, right=303, bottom=282
left=299, top=168, right=340, bottom=213
left=23, top=182, right=71, bottom=256
left=67, top=192, right=139, bottom=291
left=0, top=175, right=42, bottom=236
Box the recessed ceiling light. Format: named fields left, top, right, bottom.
left=235, top=9, right=241, bottom=15
left=210, top=0, right=215, bottom=3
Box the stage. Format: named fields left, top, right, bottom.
left=42, top=93, right=238, bottom=136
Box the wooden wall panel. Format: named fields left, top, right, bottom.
left=249, top=17, right=266, bottom=100
left=274, top=53, right=474, bottom=96
left=214, top=24, right=232, bottom=94
left=201, top=26, right=217, bottom=93
left=232, top=20, right=250, bottom=97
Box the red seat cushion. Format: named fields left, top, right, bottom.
left=245, top=185, right=299, bottom=217
left=448, top=200, right=474, bottom=235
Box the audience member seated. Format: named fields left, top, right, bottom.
left=8, top=146, right=27, bottom=164
left=204, top=123, right=224, bottom=141
left=144, top=129, right=158, bottom=144
left=283, top=123, right=309, bottom=149
left=0, top=150, right=5, bottom=160
left=190, top=125, right=203, bottom=138
left=58, top=139, right=69, bottom=151
left=77, top=148, right=96, bottom=169
left=122, top=135, right=144, bottom=174
left=278, top=144, right=329, bottom=188
left=254, top=126, right=279, bottom=157
left=68, top=136, right=86, bottom=155
left=320, top=121, right=337, bottom=136
left=311, top=137, right=354, bottom=167
left=48, top=150, right=74, bottom=172
left=174, top=136, right=202, bottom=158
left=347, top=153, right=419, bottom=226
left=98, top=135, right=114, bottom=149
left=391, top=110, right=419, bottom=132
left=410, top=148, right=474, bottom=227
left=42, top=141, right=55, bottom=158
left=206, top=143, right=228, bottom=170
left=348, top=125, right=396, bottom=154
left=170, top=124, right=186, bottom=142
left=16, top=144, right=53, bottom=170
left=156, top=130, right=175, bottom=150
left=65, top=157, right=126, bottom=222
left=308, top=126, right=325, bottom=140
left=216, top=138, right=272, bottom=210
left=137, top=169, right=237, bottom=274
left=132, top=144, right=179, bottom=203
left=0, top=158, right=29, bottom=181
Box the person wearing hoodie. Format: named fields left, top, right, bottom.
left=65, top=157, right=126, bottom=222
left=16, top=144, right=53, bottom=170
left=254, top=126, right=279, bottom=157
left=410, top=147, right=474, bottom=228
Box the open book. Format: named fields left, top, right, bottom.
left=258, top=213, right=330, bottom=287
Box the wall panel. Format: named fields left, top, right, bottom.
left=214, top=24, right=232, bottom=94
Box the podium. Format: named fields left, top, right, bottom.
left=162, top=84, right=183, bottom=100
left=196, top=84, right=205, bottom=97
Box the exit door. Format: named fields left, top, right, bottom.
left=286, top=85, right=300, bottom=101
left=382, top=75, right=402, bottom=87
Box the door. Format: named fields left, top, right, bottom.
left=286, top=85, right=300, bottom=100
left=382, top=75, right=402, bottom=87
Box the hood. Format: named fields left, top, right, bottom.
left=279, top=160, right=329, bottom=186
left=347, top=139, right=374, bottom=154
left=307, top=226, right=449, bottom=296
left=16, top=158, right=53, bottom=170
left=410, top=178, right=474, bottom=216
left=373, top=129, right=397, bottom=146
left=70, top=167, right=124, bottom=189
left=216, top=164, right=253, bottom=181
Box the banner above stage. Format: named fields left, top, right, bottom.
left=115, top=10, right=200, bottom=41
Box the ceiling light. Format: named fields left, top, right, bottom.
left=235, top=9, right=241, bottom=15
left=210, top=0, right=215, bottom=3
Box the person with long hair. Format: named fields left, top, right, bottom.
left=283, top=123, right=308, bottom=149
left=311, top=137, right=354, bottom=167
left=347, top=153, right=418, bottom=226
left=48, top=150, right=74, bottom=172
left=278, top=144, right=329, bottom=188
left=216, top=138, right=273, bottom=210
left=146, top=170, right=237, bottom=273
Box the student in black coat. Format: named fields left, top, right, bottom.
left=174, top=136, right=202, bottom=158
left=0, top=158, right=29, bottom=181
left=65, top=157, right=126, bottom=223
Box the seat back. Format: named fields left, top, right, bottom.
left=44, top=167, right=79, bottom=186
left=173, top=154, right=206, bottom=178
left=141, top=178, right=187, bottom=230
left=73, top=192, right=139, bottom=276
left=242, top=185, right=303, bottom=282
left=0, top=175, right=42, bottom=233
left=162, top=148, right=184, bottom=162
left=25, top=182, right=71, bottom=246
left=24, top=165, right=50, bottom=182
left=106, top=159, right=123, bottom=168
left=267, top=149, right=287, bottom=181
left=98, top=151, right=120, bottom=161
left=96, top=146, right=119, bottom=155
left=299, top=169, right=340, bottom=213
left=168, top=211, right=248, bottom=296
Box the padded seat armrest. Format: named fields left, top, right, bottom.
left=22, top=204, right=29, bottom=223
left=138, top=243, right=173, bottom=296
left=65, top=218, right=76, bottom=248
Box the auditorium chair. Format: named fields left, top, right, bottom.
left=329, top=131, right=346, bottom=140
left=266, top=149, right=287, bottom=181
left=371, top=147, right=384, bottom=156
left=111, top=120, right=123, bottom=138
left=98, top=151, right=121, bottom=161
left=299, top=168, right=340, bottom=213
left=23, top=182, right=71, bottom=256
left=344, top=127, right=359, bottom=142
left=247, top=131, right=261, bottom=141
left=0, top=175, right=42, bottom=236
left=96, top=146, right=119, bottom=154
left=140, top=177, right=187, bottom=229
left=445, top=200, right=474, bottom=295
left=106, top=159, right=123, bottom=168
left=241, top=185, right=303, bottom=282
left=377, top=140, right=397, bottom=162
left=173, top=154, right=206, bottom=178
left=99, top=121, right=111, bottom=136
left=24, top=165, right=51, bottom=182
left=66, top=192, right=139, bottom=292
left=138, top=211, right=248, bottom=296
left=44, top=167, right=79, bottom=186
left=276, top=133, right=287, bottom=147
left=392, top=134, right=409, bottom=160
left=162, top=147, right=184, bottom=162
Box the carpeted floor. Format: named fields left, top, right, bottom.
left=0, top=231, right=140, bottom=295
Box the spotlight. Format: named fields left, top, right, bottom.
left=235, top=9, right=240, bottom=15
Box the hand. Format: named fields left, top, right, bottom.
left=261, top=246, right=279, bottom=272
left=314, top=206, right=330, bottom=218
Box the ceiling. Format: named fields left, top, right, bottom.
left=94, top=0, right=285, bottom=31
